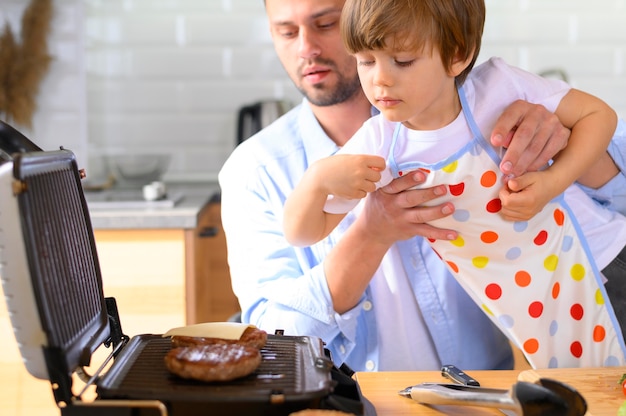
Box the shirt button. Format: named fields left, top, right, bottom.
left=363, top=301, right=373, bottom=311
left=339, top=345, right=346, bottom=354
left=365, top=360, right=375, bottom=371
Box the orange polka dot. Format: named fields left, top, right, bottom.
left=449, top=183, right=465, bottom=196
left=485, top=283, right=502, bottom=300
left=515, top=270, right=531, bottom=287
left=486, top=198, right=502, bottom=213
left=593, top=325, right=606, bottom=342
left=480, top=231, right=499, bottom=244
left=419, top=168, right=431, bottom=174
left=523, top=338, right=539, bottom=354
left=570, top=341, right=583, bottom=358
left=552, top=282, right=560, bottom=299
left=447, top=261, right=459, bottom=273
left=553, top=208, right=565, bottom=226
left=480, top=170, right=498, bottom=188
left=533, top=230, right=548, bottom=245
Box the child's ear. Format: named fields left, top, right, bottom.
left=449, top=49, right=474, bottom=77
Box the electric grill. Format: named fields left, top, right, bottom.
left=0, top=143, right=372, bottom=415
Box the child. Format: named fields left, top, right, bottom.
left=283, top=0, right=626, bottom=369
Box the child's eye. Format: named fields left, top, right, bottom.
left=358, top=60, right=375, bottom=67
left=395, top=59, right=415, bottom=67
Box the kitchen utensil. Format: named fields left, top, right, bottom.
left=441, top=364, right=480, bottom=386
left=399, top=378, right=587, bottom=416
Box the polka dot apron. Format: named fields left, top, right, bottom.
left=388, top=86, right=626, bottom=368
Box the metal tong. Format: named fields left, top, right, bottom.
left=398, top=377, right=587, bottom=416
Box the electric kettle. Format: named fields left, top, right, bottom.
left=236, top=99, right=291, bottom=144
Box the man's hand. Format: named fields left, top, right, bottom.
left=359, top=170, right=458, bottom=243
left=491, top=100, right=570, bottom=177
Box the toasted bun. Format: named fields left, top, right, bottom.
left=171, top=326, right=268, bottom=349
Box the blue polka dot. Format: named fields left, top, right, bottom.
left=505, top=247, right=521, bottom=260
left=548, top=357, right=558, bottom=368
left=514, top=221, right=528, bottom=232
left=453, top=209, right=470, bottom=222
left=499, top=314, right=514, bottom=328
left=561, top=235, right=573, bottom=252
left=605, top=356, right=621, bottom=366
left=549, top=320, right=558, bottom=336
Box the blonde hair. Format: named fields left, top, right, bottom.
left=341, top=0, right=485, bottom=84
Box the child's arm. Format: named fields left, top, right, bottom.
left=499, top=88, right=617, bottom=221
left=284, top=154, right=385, bottom=247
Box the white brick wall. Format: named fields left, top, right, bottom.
left=2, top=0, right=625, bottom=181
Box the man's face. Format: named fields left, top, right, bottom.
left=265, top=0, right=362, bottom=107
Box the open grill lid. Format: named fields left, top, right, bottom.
left=0, top=149, right=112, bottom=389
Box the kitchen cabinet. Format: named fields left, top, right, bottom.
left=186, top=200, right=240, bottom=324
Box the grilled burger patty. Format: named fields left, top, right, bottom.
left=164, top=343, right=262, bottom=382
left=171, top=326, right=268, bottom=349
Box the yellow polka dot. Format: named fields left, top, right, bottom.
left=442, top=160, right=458, bottom=173
left=570, top=263, right=585, bottom=281
left=472, top=256, right=489, bottom=268
left=595, top=288, right=605, bottom=305
left=450, top=235, right=465, bottom=247
left=482, top=304, right=493, bottom=316
left=544, top=255, right=558, bottom=271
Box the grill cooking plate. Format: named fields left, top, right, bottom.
left=97, top=334, right=333, bottom=413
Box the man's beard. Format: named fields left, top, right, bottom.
left=296, top=63, right=362, bottom=107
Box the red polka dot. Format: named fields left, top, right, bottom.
left=486, top=198, right=502, bottom=213
left=449, top=183, right=465, bottom=196
left=528, top=301, right=543, bottom=318
left=515, top=271, right=531, bottom=287
left=399, top=171, right=404, bottom=176
left=553, top=208, right=565, bottom=226
left=523, top=338, right=539, bottom=354
left=570, top=341, right=583, bottom=358
left=447, top=261, right=459, bottom=273
left=480, top=231, right=499, bottom=244
left=419, top=168, right=431, bottom=174
left=593, top=325, right=606, bottom=342
left=428, top=238, right=436, bottom=243
left=485, top=283, right=502, bottom=300
left=533, top=230, right=548, bottom=245
left=570, top=304, right=584, bottom=320
left=552, top=282, right=560, bottom=299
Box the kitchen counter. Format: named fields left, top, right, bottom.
left=85, top=183, right=219, bottom=229
left=356, top=367, right=625, bottom=415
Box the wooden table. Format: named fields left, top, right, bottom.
left=355, top=367, right=626, bottom=415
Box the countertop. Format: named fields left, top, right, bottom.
left=84, top=182, right=220, bottom=230
left=356, top=367, right=625, bottom=415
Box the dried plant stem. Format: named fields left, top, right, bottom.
left=0, top=0, right=54, bottom=128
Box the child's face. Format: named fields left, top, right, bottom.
left=354, top=42, right=463, bottom=131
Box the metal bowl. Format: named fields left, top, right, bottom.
left=107, top=154, right=171, bottom=188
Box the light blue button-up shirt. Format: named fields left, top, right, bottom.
left=218, top=98, right=626, bottom=372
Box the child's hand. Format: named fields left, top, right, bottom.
left=311, top=154, right=386, bottom=200
left=498, top=171, right=557, bottom=221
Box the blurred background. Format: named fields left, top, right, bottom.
left=1, top=0, right=625, bottom=184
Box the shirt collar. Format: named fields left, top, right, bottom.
left=297, top=98, right=379, bottom=165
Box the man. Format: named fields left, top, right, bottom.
left=219, top=0, right=625, bottom=371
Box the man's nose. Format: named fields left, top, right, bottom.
left=298, top=28, right=321, bottom=59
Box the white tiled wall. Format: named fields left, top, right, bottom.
left=2, top=0, right=626, bottom=181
